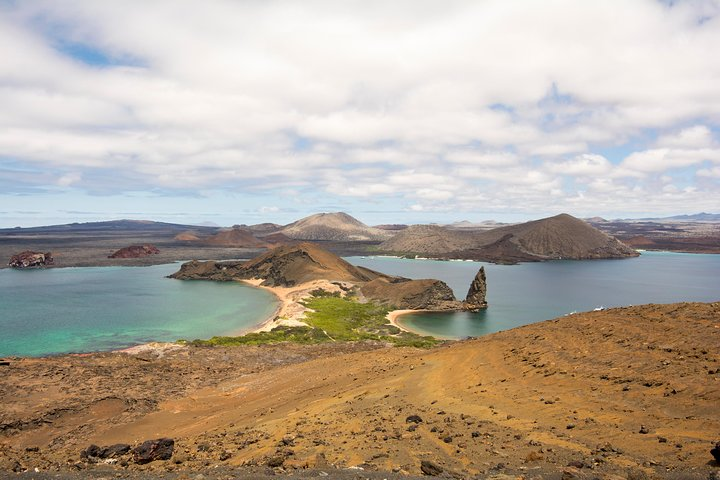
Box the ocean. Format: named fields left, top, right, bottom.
left=0, top=263, right=278, bottom=356
left=346, top=251, right=719, bottom=339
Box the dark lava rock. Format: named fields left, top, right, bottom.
left=8, top=251, right=53, bottom=268
left=132, top=438, right=174, bottom=464
left=420, top=459, right=444, bottom=476
left=81, top=443, right=131, bottom=460
left=406, top=415, right=423, bottom=424
left=711, top=441, right=720, bottom=462
left=109, top=244, right=160, bottom=259
left=465, top=266, right=487, bottom=310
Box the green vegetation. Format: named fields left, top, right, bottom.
left=185, top=290, right=439, bottom=348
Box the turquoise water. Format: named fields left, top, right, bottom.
left=0, top=264, right=278, bottom=357
left=346, top=252, right=719, bottom=339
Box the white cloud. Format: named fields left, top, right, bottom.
left=546, top=154, right=612, bottom=176
left=1, top=0, right=719, bottom=219
left=656, top=125, right=714, bottom=149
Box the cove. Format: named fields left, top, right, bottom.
left=346, top=251, right=720, bottom=339
left=0, top=263, right=278, bottom=357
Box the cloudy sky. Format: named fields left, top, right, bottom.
left=1, top=0, right=719, bottom=227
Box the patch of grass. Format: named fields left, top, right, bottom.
left=183, top=326, right=328, bottom=346
left=184, top=294, right=440, bottom=348
left=302, top=296, right=439, bottom=347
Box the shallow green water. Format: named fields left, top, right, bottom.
left=346, top=251, right=720, bottom=339
left=0, top=263, right=278, bottom=357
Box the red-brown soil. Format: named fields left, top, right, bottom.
left=1, top=302, right=718, bottom=478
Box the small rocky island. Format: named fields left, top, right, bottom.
left=170, top=242, right=486, bottom=312
left=8, top=251, right=54, bottom=268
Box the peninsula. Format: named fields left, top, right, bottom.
left=169, top=242, right=487, bottom=342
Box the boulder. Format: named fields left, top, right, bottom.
left=711, top=441, right=720, bottom=463
left=132, top=438, right=174, bottom=464
left=465, top=266, right=487, bottom=310
left=8, top=251, right=53, bottom=268
left=81, top=443, right=131, bottom=460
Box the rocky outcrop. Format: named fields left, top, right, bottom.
left=465, top=266, right=487, bottom=310
left=108, top=244, right=160, bottom=259
left=8, top=251, right=53, bottom=268
left=169, top=259, right=246, bottom=281
left=360, top=277, right=462, bottom=310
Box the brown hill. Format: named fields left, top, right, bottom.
left=261, top=232, right=295, bottom=245
left=171, top=242, right=387, bottom=287
left=246, top=223, right=282, bottom=234
left=173, top=230, right=201, bottom=241
left=280, top=212, right=392, bottom=241
left=108, top=244, right=160, bottom=259
left=379, top=224, right=473, bottom=255
left=238, top=242, right=386, bottom=287
left=203, top=228, right=270, bottom=248
left=380, top=213, right=638, bottom=262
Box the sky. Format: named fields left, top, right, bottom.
left=1, top=0, right=719, bottom=228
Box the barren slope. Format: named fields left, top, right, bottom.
left=203, top=228, right=270, bottom=248
left=1, top=302, right=718, bottom=478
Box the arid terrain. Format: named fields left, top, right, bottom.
left=2, top=302, right=718, bottom=479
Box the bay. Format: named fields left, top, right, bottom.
left=346, top=251, right=719, bottom=339
left=0, top=263, right=278, bottom=357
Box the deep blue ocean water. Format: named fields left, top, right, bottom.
left=345, top=251, right=719, bottom=339
left=0, top=263, right=278, bottom=356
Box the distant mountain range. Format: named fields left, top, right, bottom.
left=589, top=213, right=720, bottom=223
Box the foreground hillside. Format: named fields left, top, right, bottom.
left=1, top=302, right=718, bottom=478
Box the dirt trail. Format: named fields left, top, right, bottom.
left=1, top=302, right=719, bottom=478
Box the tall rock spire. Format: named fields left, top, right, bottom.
left=465, top=266, right=487, bottom=310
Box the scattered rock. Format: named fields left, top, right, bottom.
left=132, top=438, right=174, bottom=464
left=420, top=459, right=443, bottom=476
left=406, top=414, right=423, bottom=424
left=639, top=425, right=650, bottom=434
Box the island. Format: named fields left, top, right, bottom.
left=169, top=242, right=487, bottom=345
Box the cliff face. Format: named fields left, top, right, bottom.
left=360, top=277, right=461, bottom=310
left=8, top=251, right=54, bottom=268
